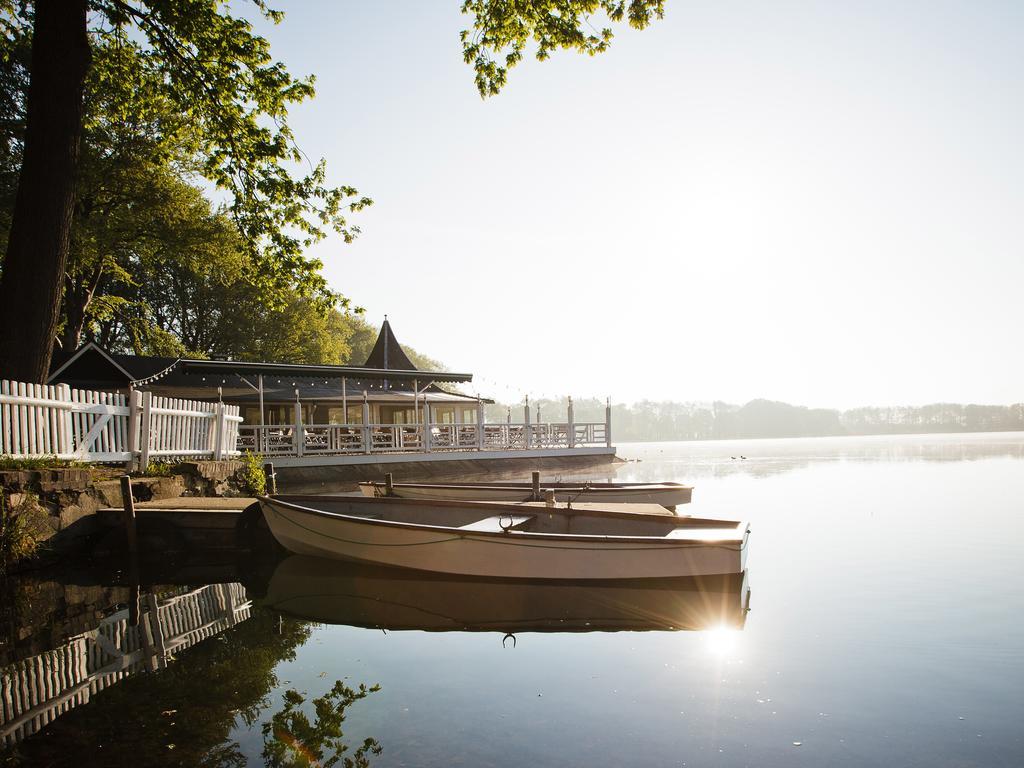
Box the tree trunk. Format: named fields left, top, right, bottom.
left=0, top=0, right=90, bottom=383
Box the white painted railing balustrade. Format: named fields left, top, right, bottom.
left=235, top=419, right=610, bottom=458
left=0, top=379, right=241, bottom=465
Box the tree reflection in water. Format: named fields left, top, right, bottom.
left=262, top=682, right=382, bottom=768
left=0, top=607, right=382, bottom=768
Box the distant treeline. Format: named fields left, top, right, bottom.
left=483, top=398, right=1024, bottom=441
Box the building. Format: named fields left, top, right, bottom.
left=48, top=319, right=484, bottom=427
left=47, top=320, right=615, bottom=474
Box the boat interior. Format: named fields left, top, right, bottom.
left=274, top=495, right=744, bottom=540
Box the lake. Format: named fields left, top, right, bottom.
left=2, top=432, right=1023, bottom=766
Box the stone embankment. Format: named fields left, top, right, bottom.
left=0, top=461, right=250, bottom=558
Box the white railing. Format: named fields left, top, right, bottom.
left=0, top=379, right=241, bottom=465
left=0, top=583, right=250, bottom=747
left=236, top=420, right=610, bottom=458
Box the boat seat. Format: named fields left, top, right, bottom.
left=459, top=514, right=534, bottom=532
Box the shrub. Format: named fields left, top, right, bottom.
left=240, top=452, right=267, bottom=496
left=143, top=461, right=177, bottom=477
left=0, top=490, right=50, bottom=570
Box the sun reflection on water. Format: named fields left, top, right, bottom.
left=703, top=625, right=742, bottom=658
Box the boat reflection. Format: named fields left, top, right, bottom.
left=261, top=556, right=751, bottom=633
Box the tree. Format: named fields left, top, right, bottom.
left=0, top=0, right=665, bottom=382
left=0, top=0, right=369, bottom=381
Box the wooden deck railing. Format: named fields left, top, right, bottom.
left=236, top=420, right=610, bottom=457
left=0, top=380, right=242, bottom=465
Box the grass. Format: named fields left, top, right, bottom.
left=0, top=455, right=84, bottom=471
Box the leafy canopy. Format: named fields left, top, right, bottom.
left=461, top=0, right=665, bottom=96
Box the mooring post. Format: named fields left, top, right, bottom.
left=119, top=475, right=138, bottom=557
left=120, top=474, right=140, bottom=626
left=531, top=470, right=541, bottom=501
left=385, top=472, right=395, bottom=496
left=264, top=462, right=277, bottom=495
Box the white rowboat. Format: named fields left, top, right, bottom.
left=258, top=495, right=749, bottom=580
left=358, top=480, right=693, bottom=509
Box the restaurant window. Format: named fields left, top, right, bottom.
left=379, top=405, right=417, bottom=424
left=327, top=405, right=363, bottom=424
left=432, top=406, right=455, bottom=424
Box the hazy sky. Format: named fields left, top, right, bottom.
left=248, top=1, right=1022, bottom=408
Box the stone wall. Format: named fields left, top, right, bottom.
left=0, top=461, right=250, bottom=563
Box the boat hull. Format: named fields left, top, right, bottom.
left=258, top=497, right=748, bottom=580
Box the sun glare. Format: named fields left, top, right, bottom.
left=703, top=625, right=742, bottom=658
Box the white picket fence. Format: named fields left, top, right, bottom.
left=0, top=380, right=241, bottom=465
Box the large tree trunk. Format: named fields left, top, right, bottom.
left=0, top=0, right=90, bottom=383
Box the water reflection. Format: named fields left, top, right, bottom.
left=259, top=556, right=750, bottom=635
left=0, top=572, right=383, bottom=768
left=0, top=581, right=250, bottom=748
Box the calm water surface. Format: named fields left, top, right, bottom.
left=3, top=432, right=1023, bottom=766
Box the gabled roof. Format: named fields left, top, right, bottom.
left=47, top=342, right=144, bottom=385
left=363, top=318, right=417, bottom=371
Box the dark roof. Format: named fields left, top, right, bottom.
left=363, top=318, right=417, bottom=371
left=48, top=340, right=473, bottom=388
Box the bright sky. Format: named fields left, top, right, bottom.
left=250, top=1, right=1023, bottom=408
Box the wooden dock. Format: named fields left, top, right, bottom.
left=97, top=496, right=258, bottom=529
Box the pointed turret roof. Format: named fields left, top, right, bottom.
left=363, top=318, right=418, bottom=371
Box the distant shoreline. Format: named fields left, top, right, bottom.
left=614, top=429, right=1024, bottom=445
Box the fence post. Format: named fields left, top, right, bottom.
left=213, top=402, right=225, bottom=461
left=125, top=389, right=141, bottom=470
left=362, top=392, right=371, bottom=453
left=567, top=396, right=575, bottom=449
left=119, top=475, right=138, bottom=557
left=476, top=398, right=485, bottom=450
left=55, top=383, right=72, bottom=459
left=423, top=402, right=432, bottom=453
left=140, top=392, right=152, bottom=470
left=524, top=397, right=531, bottom=449
left=605, top=397, right=612, bottom=448
left=293, top=400, right=304, bottom=458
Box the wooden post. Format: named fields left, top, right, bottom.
left=605, top=396, right=612, bottom=448
left=524, top=396, right=531, bottom=449
left=213, top=401, right=225, bottom=460
left=145, top=593, right=168, bottom=670
left=423, top=402, right=432, bottom=453
left=476, top=397, right=485, bottom=450
left=119, top=475, right=138, bottom=557
left=567, top=396, right=575, bottom=449
left=264, top=462, right=277, bottom=495
left=127, top=388, right=141, bottom=470
left=385, top=472, right=394, bottom=496
left=362, top=392, right=371, bottom=453
left=293, top=392, right=304, bottom=458
left=341, top=376, right=348, bottom=424
left=257, top=374, right=265, bottom=452
left=531, top=471, right=541, bottom=501
left=140, top=391, right=152, bottom=470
